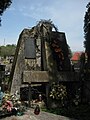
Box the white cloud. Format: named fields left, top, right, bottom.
left=16, top=0, right=87, bottom=51
left=8, top=7, right=16, bottom=11
left=3, top=0, right=90, bottom=51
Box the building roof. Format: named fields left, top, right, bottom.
left=71, top=52, right=82, bottom=61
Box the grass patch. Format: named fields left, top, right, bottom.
left=42, top=104, right=90, bottom=120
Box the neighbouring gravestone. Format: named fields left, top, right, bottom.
left=0, top=65, right=5, bottom=87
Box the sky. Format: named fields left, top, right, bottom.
left=0, top=0, right=90, bottom=51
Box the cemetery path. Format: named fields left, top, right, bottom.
left=0, top=108, right=76, bottom=120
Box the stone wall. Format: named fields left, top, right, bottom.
left=10, top=29, right=31, bottom=94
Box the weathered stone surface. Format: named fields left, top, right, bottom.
left=23, top=71, right=79, bottom=84
left=10, top=22, right=72, bottom=95
left=57, top=72, right=79, bottom=81
left=23, top=71, right=49, bottom=83
left=1, top=108, right=76, bottom=120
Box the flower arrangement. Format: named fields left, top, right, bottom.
left=50, top=82, right=67, bottom=104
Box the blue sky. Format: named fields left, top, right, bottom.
left=0, top=0, right=89, bottom=51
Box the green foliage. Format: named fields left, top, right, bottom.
left=0, top=0, right=12, bottom=25
left=0, top=44, right=16, bottom=57
left=50, top=83, right=67, bottom=103
left=84, top=2, right=90, bottom=55
left=43, top=104, right=90, bottom=120
left=35, top=20, right=71, bottom=71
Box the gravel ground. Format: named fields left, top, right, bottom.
left=0, top=108, right=76, bottom=120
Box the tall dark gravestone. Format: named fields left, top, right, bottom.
left=10, top=20, right=72, bottom=106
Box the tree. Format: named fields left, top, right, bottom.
left=84, top=2, right=90, bottom=66
left=0, top=0, right=12, bottom=25
left=0, top=44, right=16, bottom=57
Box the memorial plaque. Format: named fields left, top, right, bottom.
left=25, top=38, right=36, bottom=59
left=23, top=71, right=49, bottom=83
